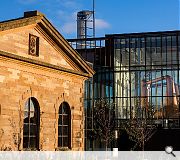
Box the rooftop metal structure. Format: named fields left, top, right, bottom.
left=76, top=0, right=95, bottom=49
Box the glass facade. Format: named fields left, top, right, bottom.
left=72, top=38, right=114, bottom=150
left=113, top=33, right=180, bottom=121
left=68, top=31, right=180, bottom=150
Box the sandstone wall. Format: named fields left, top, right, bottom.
left=0, top=55, right=85, bottom=151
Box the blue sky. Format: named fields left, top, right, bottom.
left=0, top=0, right=179, bottom=39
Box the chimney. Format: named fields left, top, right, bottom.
left=24, top=10, right=44, bottom=18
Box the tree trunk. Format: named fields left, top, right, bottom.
left=142, top=130, right=144, bottom=151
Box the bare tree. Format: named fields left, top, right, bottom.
left=123, top=104, right=157, bottom=151
left=9, top=116, right=22, bottom=150
left=8, top=101, right=23, bottom=151
left=93, top=99, right=116, bottom=151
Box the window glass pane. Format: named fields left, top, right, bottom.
left=23, top=137, right=29, bottom=148
left=146, top=37, right=151, bottom=66
left=178, top=35, right=180, bottom=62
left=24, top=111, right=28, bottom=120
left=30, top=102, right=35, bottom=112
left=58, top=137, right=62, bottom=146
left=58, top=102, right=71, bottom=148
left=23, top=98, right=39, bottom=150
left=63, top=137, right=68, bottom=147
left=30, top=137, right=37, bottom=149
left=30, top=124, right=37, bottom=135
left=162, top=37, right=167, bottom=65
left=24, top=103, right=29, bottom=112
left=121, top=39, right=129, bottom=66
left=59, top=105, right=69, bottom=114
left=171, top=36, right=177, bottom=64
left=58, top=126, right=62, bottom=135
left=30, top=116, right=36, bottom=123
left=23, top=124, right=29, bottom=135
left=167, top=36, right=171, bottom=65
left=63, top=126, right=68, bottom=135
left=58, top=116, right=62, bottom=125
left=63, top=115, right=69, bottom=125
left=152, top=37, right=161, bottom=65
left=30, top=111, right=35, bottom=118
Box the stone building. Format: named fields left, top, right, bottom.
left=0, top=11, right=94, bottom=151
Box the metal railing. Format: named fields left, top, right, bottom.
left=115, top=118, right=180, bottom=129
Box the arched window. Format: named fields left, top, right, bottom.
left=58, top=102, right=71, bottom=148
left=23, top=97, right=40, bottom=150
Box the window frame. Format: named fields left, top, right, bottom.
left=23, top=97, right=40, bottom=150
left=58, top=102, right=71, bottom=149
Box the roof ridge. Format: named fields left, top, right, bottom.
left=24, top=10, right=44, bottom=18
left=0, top=15, right=42, bottom=31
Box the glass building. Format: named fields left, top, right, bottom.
left=68, top=31, right=180, bottom=150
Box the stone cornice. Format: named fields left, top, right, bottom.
left=0, top=50, right=91, bottom=78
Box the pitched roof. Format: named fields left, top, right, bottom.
left=0, top=10, right=95, bottom=77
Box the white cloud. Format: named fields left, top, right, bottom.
left=60, top=17, right=110, bottom=35
left=57, top=11, right=77, bottom=34
left=57, top=10, right=77, bottom=22
left=61, top=22, right=76, bottom=34
left=57, top=10, right=70, bottom=22
left=55, top=8, right=110, bottom=36
left=95, top=19, right=110, bottom=29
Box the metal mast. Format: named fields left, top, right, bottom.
left=92, top=0, right=95, bottom=38
left=77, top=0, right=95, bottom=49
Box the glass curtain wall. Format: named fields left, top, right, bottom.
left=114, top=32, right=180, bottom=124
left=68, top=31, right=180, bottom=150
left=68, top=37, right=114, bottom=150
